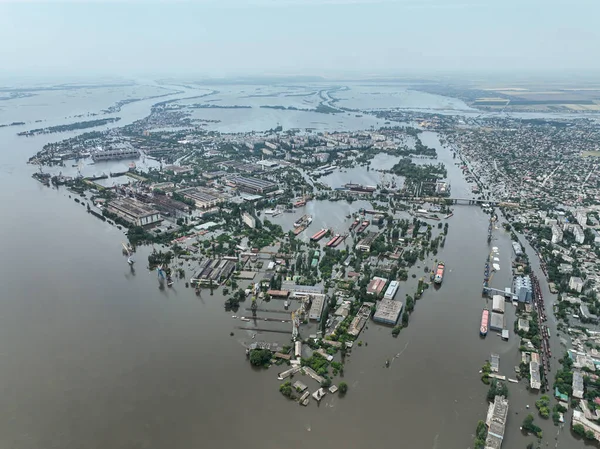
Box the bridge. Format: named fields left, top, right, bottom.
left=392, top=195, right=520, bottom=208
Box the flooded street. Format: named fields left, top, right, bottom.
left=0, top=84, right=573, bottom=448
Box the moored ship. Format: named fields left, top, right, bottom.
left=310, top=228, right=328, bottom=242
left=355, top=220, right=370, bottom=234
left=294, top=214, right=312, bottom=228
left=434, top=262, right=445, bottom=284
left=480, top=309, right=489, bottom=336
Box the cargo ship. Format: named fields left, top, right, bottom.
left=310, top=228, right=328, bottom=242
left=326, top=234, right=340, bottom=247
left=356, top=220, right=370, bottom=234
left=294, top=199, right=306, bottom=208
left=480, top=309, right=489, bottom=336
left=344, top=183, right=376, bottom=193
left=349, top=218, right=360, bottom=230
left=331, top=233, right=348, bottom=247
left=294, top=214, right=312, bottom=228
left=434, top=262, right=445, bottom=284
left=293, top=226, right=306, bottom=235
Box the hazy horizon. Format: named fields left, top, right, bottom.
left=0, top=0, right=598, bottom=78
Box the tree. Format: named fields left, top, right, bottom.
left=249, top=349, right=272, bottom=367
left=338, top=382, right=348, bottom=394
left=474, top=420, right=487, bottom=449
left=585, top=430, right=595, bottom=440
left=402, top=311, right=409, bottom=326
left=279, top=381, right=293, bottom=398
left=573, top=423, right=586, bottom=437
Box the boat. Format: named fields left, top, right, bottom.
left=356, top=220, right=370, bottom=234
left=326, top=234, right=340, bottom=247
left=293, top=225, right=306, bottom=235
left=349, top=218, right=360, bottom=230
left=480, top=309, right=489, bottom=336
left=331, top=233, right=348, bottom=247
left=293, top=214, right=312, bottom=228
left=434, top=262, right=445, bottom=284
left=310, top=228, right=328, bottom=242
left=294, top=199, right=306, bottom=208
left=240, top=317, right=250, bottom=322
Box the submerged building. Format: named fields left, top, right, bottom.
left=513, top=276, right=532, bottom=303
left=107, top=197, right=161, bottom=227
left=373, top=299, right=403, bottom=326
left=485, top=395, right=509, bottom=449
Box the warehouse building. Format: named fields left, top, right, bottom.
left=107, top=197, right=161, bottom=227
left=373, top=299, right=403, bottom=325
left=308, top=294, right=327, bottom=321
left=490, top=312, right=505, bottom=331
left=355, top=231, right=378, bottom=252
left=178, top=187, right=226, bottom=209
left=485, top=395, right=509, bottom=449
left=227, top=176, right=278, bottom=194
left=367, top=277, right=388, bottom=296
left=492, top=295, right=505, bottom=313
left=92, top=147, right=140, bottom=162
left=530, top=352, right=541, bottom=390
left=384, top=281, right=400, bottom=300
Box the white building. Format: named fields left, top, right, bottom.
left=576, top=209, right=588, bottom=227
left=569, top=276, right=585, bottom=293
left=242, top=212, right=256, bottom=229
left=573, top=225, right=585, bottom=244
left=107, top=198, right=161, bottom=227
left=551, top=224, right=563, bottom=244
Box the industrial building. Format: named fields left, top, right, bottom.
left=490, top=312, right=505, bottom=331
left=92, top=147, right=140, bottom=162
left=373, top=299, right=403, bottom=325
left=485, top=395, right=509, bottom=449
left=150, top=194, right=189, bottom=217
left=191, top=258, right=236, bottom=285
left=367, top=277, right=388, bottom=296
left=492, top=295, right=505, bottom=313
left=530, top=352, right=541, bottom=390
left=355, top=231, right=378, bottom=252
left=178, top=187, right=226, bottom=209
left=107, top=197, right=161, bottom=227
left=281, top=281, right=324, bottom=296
left=512, top=241, right=523, bottom=257
left=227, top=176, right=278, bottom=194
left=573, top=370, right=585, bottom=399
left=384, top=281, right=399, bottom=300
left=348, top=303, right=374, bottom=336
left=513, top=275, right=532, bottom=303
left=308, top=294, right=326, bottom=321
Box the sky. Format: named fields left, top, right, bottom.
left=0, top=0, right=598, bottom=78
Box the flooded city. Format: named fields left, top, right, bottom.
left=0, top=77, right=592, bottom=449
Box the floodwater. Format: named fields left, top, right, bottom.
left=0, top=82, right=580, bottom=449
